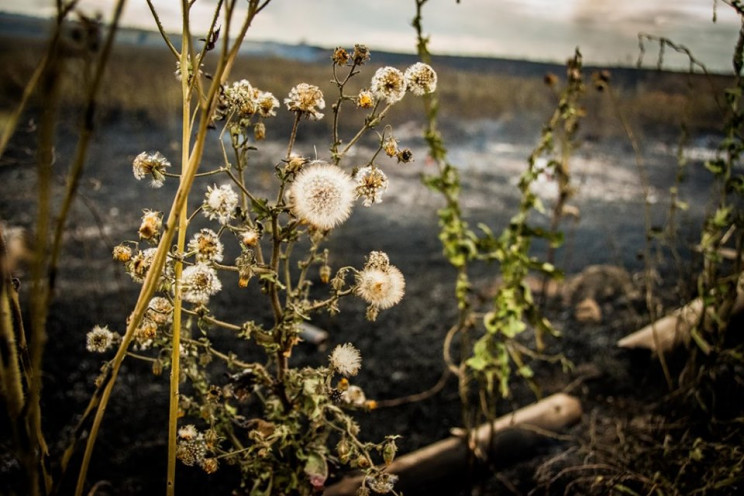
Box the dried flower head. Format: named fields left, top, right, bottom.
left=202, top=184, right=238, bottom=225
left=356, top=89, right=374, bottom=109
left=355, top=253, right=405, bottom=311
left=341, top=385, right=367, bottom=407
left=128, top=247, right=157, bottom=283
left=330, top=343, right=362, bottom=377
left=332, top=47, right=350, bottom=65
left=354, top=166, right=389, bottom=207
left=396, top=148, right=413, bottom=163
left=112, top=244, right=132, bottom=263
left=365, top=251, right=390, bottom=270
left=241, top=228, right=260, bottom=247
left=284, top=83, right=326, bottom=120
left=86, top=325, right=116, bottom=353
left=352, top=44, right=370, bottom=65
left=133, top=317, right=157, bottom=348
left=132, top=151, right=171, bottom=188
left=404, top=62, right=437, bottom=96
left=254, top=121, right=266, bottom=141
left=147, top=296, right=173, bottom=326
left=177, top=425, right=207, bottom=467
left=370, top=67, right=406, bottom=105
left=188, top=228, right=224, bottom=263
left=289, top=161, right=356, bottom=230
left=138, top=209, right=162, bottom=242
left=257, top=90, right=279, bottom=118
left=383, top=136, right=398, bottom=157
left=367, top=472, right=399, bottom=494
left=181, top=263, right=222, bottom=305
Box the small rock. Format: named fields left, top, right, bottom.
left=575, top=298, right=602, bottom=323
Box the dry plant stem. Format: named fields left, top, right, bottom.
left=145, top=0, right=179, bottom=59
left=0, top=1, right=78, bottom=159
left=48, top=0, right=126, bottom=302
left=73, top=5, right=261, bottom=492
left=166, top=1, right=193, bottom=492
left=607, top=84, right=674, bottom=390
left=338, top=102, right=392, bottom=160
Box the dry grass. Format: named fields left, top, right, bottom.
left=0, top=35, right=732, bottom=141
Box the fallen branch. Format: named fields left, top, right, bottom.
left=324, top=393, right=582, bottom=495
left=617, top=290, right=744, bottom=353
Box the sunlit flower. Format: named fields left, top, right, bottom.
left=181, top=263, right=222, bottom=305
left=202, top=184, right=238, bottom=225
left=112, top=244, right=132, bottom=263
left=289, top=161, right=355, bottom=230
left=86, top=325, right=116, bottom=353
left=138, top=209, right=162, bottom=242
left=188, top=228, right=224, bottom=263
left=257, top=90, right=279, bottom=118
left=330, top=343, right=362, bottom=377
left=404, top=62, right=437, bottom=95
left=284, top=83, right=325, bottom=120
left=357, top=89, right=375, bottom=109
left=354, top=166, right=389, bottom=207
left=370, top=67, right=406, bottom=104
left=355, top=253, right=405, bottom=311
left=132, top=151, right=171, bottom=188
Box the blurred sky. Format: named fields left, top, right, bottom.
left=1, top=0, right=741, bottom=71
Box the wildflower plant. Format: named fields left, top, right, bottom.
left=74, top=3, right=435, bottom=494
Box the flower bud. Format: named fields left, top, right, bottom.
left=319, top=264, right=332, bottom=284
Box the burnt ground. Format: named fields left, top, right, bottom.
left=0, top=108, right=736, bottom=495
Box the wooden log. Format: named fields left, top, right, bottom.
left=323, top=393, right=582, bottom=496
left=617, top=290, right=744, bottom=353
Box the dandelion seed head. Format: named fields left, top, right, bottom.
left=352, top=44, right=370, bottom=65
left=181, top=263, right=222, bottom=305
left=341, top=385, right=367, bottom=407
left=355, top=264, right=405, bottom=310
left=370, top=67, right=406, bottom=104
left=405, top=62, right=437, bottom=96
left=289, top=162, right=355, bottom=230
left=132, top=151, right=170, bottom=188
left=188, top=228, right=224, bottom=263
left=202, top=184, right=238, bottom=225
left=86, top=325, right=115, bottom=353
left=365, top=251, right=390, bottom=270
left=354, top=166, right=389, bottom=207
left=284, top=83, right=325, bottom=120
left=330, top=343, right=362, bottom=377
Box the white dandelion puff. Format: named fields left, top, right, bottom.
left=132, top=151, right=171, bottom=188
left=181, top=263, right=222, bottom=305
left=354, top=166, right=389, bottom=207
left=202, top=184, right=238, bottom=225
left=370, top=67, right=407, bottom=104
left=355, top=264, right=405, bottom=310
left=284, top=83, right=325, bottom=120
left=404, top=62, right=437, bottom=96
left=86, top=325, right=116, bottom=353
left=187, top=228, right=224, bottom=263
left=289, top=161, right=355, bottom=230
left=330, top=343, right=362, bottom=377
